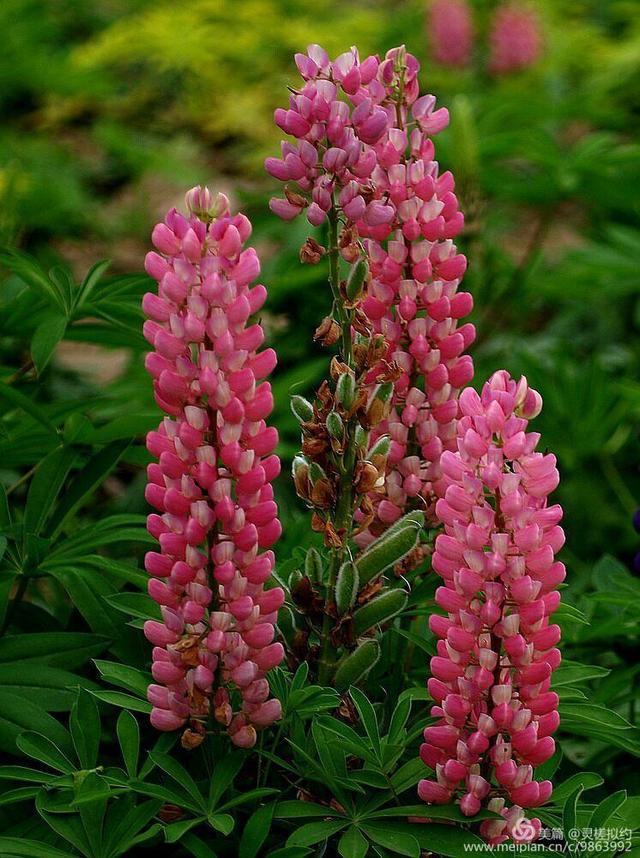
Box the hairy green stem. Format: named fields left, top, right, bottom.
left=318, top=204, right=357, bottom=686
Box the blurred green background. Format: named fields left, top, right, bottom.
left=2, top=0, right=639, bottom=572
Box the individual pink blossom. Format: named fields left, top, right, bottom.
left=489, top=4, right=542, bottom=75
left=428, top=0, right=474, bottom=68
left=418, top=372, right=563, bottom=842
left=142, top=187, right=285, bottom=748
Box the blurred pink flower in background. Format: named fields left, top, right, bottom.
left=428, top=0, right=474, bottom=68
left=489, top=3, right=543, bottom=74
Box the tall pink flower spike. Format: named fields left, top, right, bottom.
left=419, top=371, right=563, bottom=843
left=142, top=186, right=285, bottom=749
left=268, top=45, right=474, bottom=544
left=428, top=0, right=474, bottom=69
left=489, top=3, right=542, bottom=75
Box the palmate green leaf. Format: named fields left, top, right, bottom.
left=23, top=446, right=77, bottom=538
left=274, top=800, right=345, bottom=819
left=0, top=786, right=41, bottom=807
left=16, top=732, right=75, bottom=774
left=0, top=837, right=75, bottom=858
left=70, top=690, right=100, bottom=769
left=46, top=567, right=123, bottom=641
left=0, top=569, right=17, bottom=630
left=86, top=413, right=157, bottom=444
left=563, top=786, right=584, bottom=847
left=349, top=687, right=381, bottom=758
left=217, top=788, right=279, bottom=814
left=363, top=823, right=420, bottom=857
left=45, top=514, right=153, bottom=562
left=559, top=702, right=633, bottom=731
left=93, top=660, right=151, bottom=698
left=287, top=819, right=349, bottom=847
left=89, top=690, right=151, bottom=714
left=207, top=753, right=245, bottom=810
left=401, top=822, right=488, bottom=858
left=36, top=793, right=92, bottom=857
left=315, top=715, right=378, bottom=766
left=47, top=439, right=131, bottom=537
left=553, top=661, right=610, bottom=687
left=0, top=381, right=59, bottom=436
left=149, top=751, right=206, bottom=811
left=117, top=710, right=140, bottom=778
left=182, top=831, right=219, bottom=858
left=339, top=826, right=369, bottom=858
left=165, top=818, right=204, bottom=843
left=75, top=259, right=111, bottom=308
left=105, top=591, right=161, bottom=620
left=549, top=773, right=604, bottom=806
left=0, top=663, right=95, bottom=712
left=590, top=791, right=627, bottom=830
left=389, top=757, right=425, bottom=793
left=31, top=315, right=67, bottom=375
left=368, top=805, right=500, bottom=823
left=101, top=797, right=162, bottom=858
left=239, top=801, right=276, bottom=858
left=82, top=557, right=147, bottom=589
left=0, top=247, right=68, bottom=313
left=0, top=633, right=109, bottom=668
left=0, top=691, right=73, bottom=755
left=208, top=813, right=235, bottom=835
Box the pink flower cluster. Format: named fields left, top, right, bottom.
left=268, top=46, right=475, bottom=542
left=356, top=65, right=474, bottom=540
left=489, top=4, right=543, bottom=75
left=266, top=45, right=448, bottom=228
left=418, top=372, right=564, bottom=841
left=426, top=0, right=542, bottom=75
left=142, top=186, right=285, bottom=748
left=428, top=0, right=474, bottom=68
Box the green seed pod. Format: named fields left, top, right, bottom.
left=288, top=568, right=304, bottom=591
left=352, top=589, right=408, bottom=636
left=366, top=382, right=394, bottom=425
left=335, top=561, right=359, bottom=615
left=384, top=510, right=425, bottom=537
left=308, top=461, right=328, bottom=485
left=334, top=639, right=381, bottom=692
left=291, top=454, right=310, bottom=497
left=355, top=519, right=421, bottom=585
left=290, top=395, right=314, bottom=423
left=304, top=547, right=323, bottom=581
left=368, top=435, right=391, bottom=459
left=326, top=410, right=344, bottom=440
left=335, top=371, right=356, bottom=409
left=345, top=258, right=369, bottom=302
left=354, top=425, right=369, bottom=450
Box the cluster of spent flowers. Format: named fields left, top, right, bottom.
left=270, top=44, right=475, bottom=553
left=428, top=0, right=542, bottom=74
left=418, top=372, right=562, bottom=841
left=142, top=187, right=284, bottom=748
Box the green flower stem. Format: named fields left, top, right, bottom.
left=318, top=203, right=358, bottom=686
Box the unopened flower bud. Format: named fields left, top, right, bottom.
left=336, top=371, right=357, bottom=409
left=345, top=258, right=369, bottom=303
left=326, top=410, right=344, bottom=439
left=291, top=395, right=314, bottom=423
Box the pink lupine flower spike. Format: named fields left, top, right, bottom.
left=142, top=187, right=285, bottom=748
left=419, top=372, right=563, bottom=843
